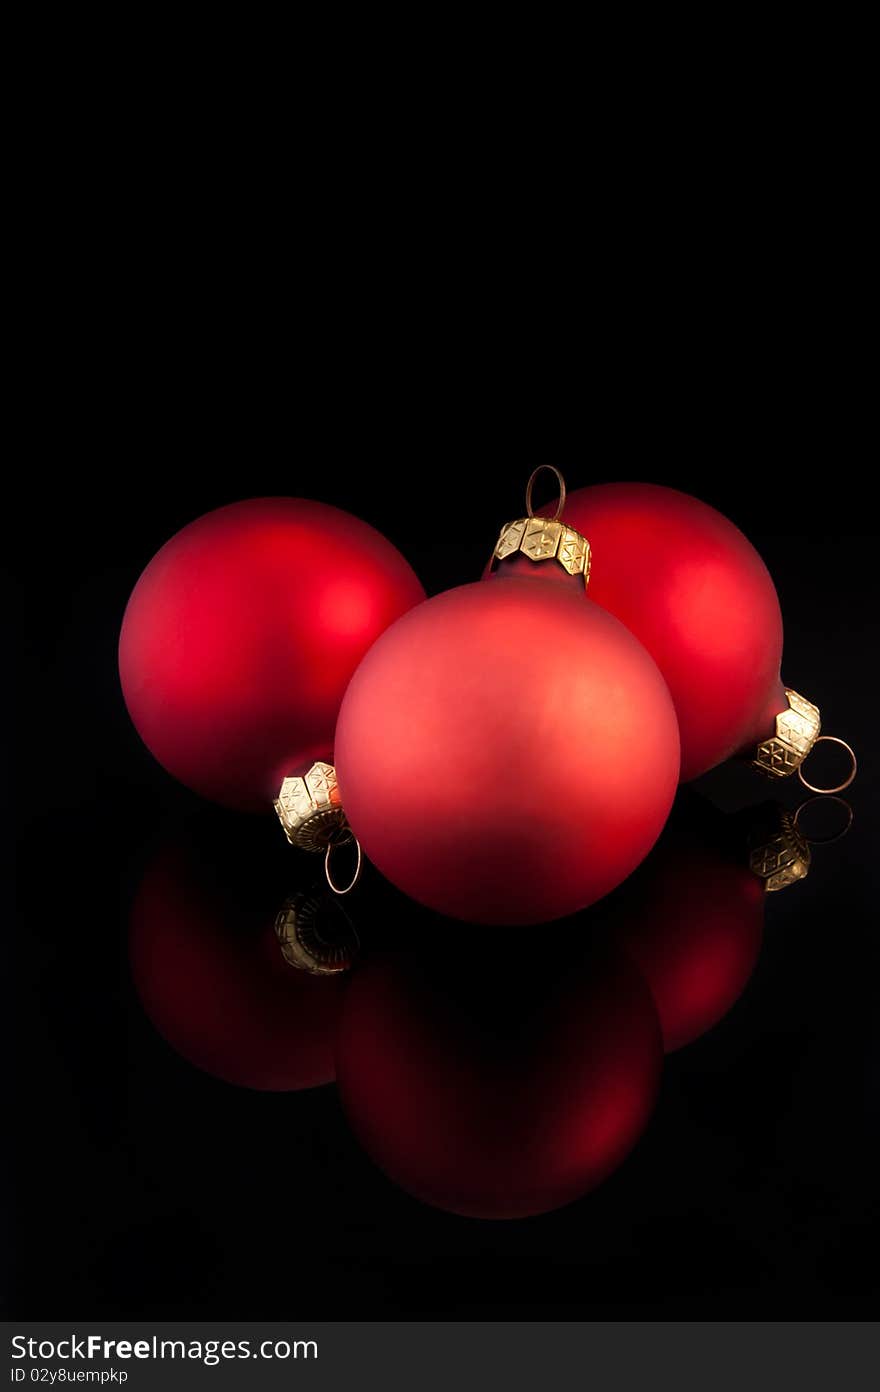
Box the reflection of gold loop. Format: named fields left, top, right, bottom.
left=796, top=736, right=857, bottom=795
left=325, top=837, right=362, bottom=896
left=525, top=465, right=567, bottom=520
left=793, top=795, right=854, bottom=846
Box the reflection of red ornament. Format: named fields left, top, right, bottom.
left=129, top=827, right=346, bottom=1090
left=119, top=498, right=425, bottom=812
left=336, top=936, right=662, bottom=1218
left=335, top=578, right=679, bottom=925
left=499, top=482, right=785, bottom=781
left=611, top=801, right=765, bottom=1051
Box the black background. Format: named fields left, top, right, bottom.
left=9, top=327, right=880, bottom=1319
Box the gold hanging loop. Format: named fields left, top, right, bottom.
left=325, top=837, right=363, bottom=896
left=490, top=468, right=589, bottom=586
left=796, top=736, right=857, bottom=795
left=525, top=466, right=567, bottom=520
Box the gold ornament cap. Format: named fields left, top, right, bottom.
left=274, top=761, right=348, bottom=852
left=489, top=465, right=591, bottom=587
left=752, top=690, right=857, bottom=793
left=274, top=761, right=363, bottom=895
left=753, top=688, right=822, bottom=780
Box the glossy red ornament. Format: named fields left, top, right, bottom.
left=129, top=824, right=346, bottom=1091
left=336, top=934, right=663, bottom=1218
left=504, top=482, right=786, bottom=781
left=611, top=801, right=765, bottom=1051
left=335, top=577, right=680, bottom=925
left=119, top=498, right=425, bottom=811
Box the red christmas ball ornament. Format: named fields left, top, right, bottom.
left=490, top=473, right=855, bottom=790
left=119, top=498, right=425, bottom=812
left=336, top=933, right=662, bottom=1219
left=129, top=822, right=354, bottom=1090
left=334, top=576, right=679, bottom=925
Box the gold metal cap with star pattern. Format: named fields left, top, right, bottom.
left=752, top=690, right=857, bottom=794
left=488, top=465, right=591, bottom=587
left=274, top=761, right=363, bottom=896
left=752, top=689, right=822, bottom=780
left=274, top=761, right=348, bottom=851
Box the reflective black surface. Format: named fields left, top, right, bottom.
left=12, top=461, right=880, bottom=1317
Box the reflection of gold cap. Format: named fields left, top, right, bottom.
left=748, top=806, right=811, bottom=892
left=753, top=689, right=821, bottom=779
left=274, top=890, right=360, bottom=975
left=274, top=762, right=348, bottom=852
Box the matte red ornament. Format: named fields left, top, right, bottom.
left=129, top=827, right=346, bottom=1091
left=119, top=498, right=425, bottom=812
left=503, top=482, right=787, bottom=782
left=336, top=934, right=663, bottom=1219
left=335, top=577, right=680, bottom=925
